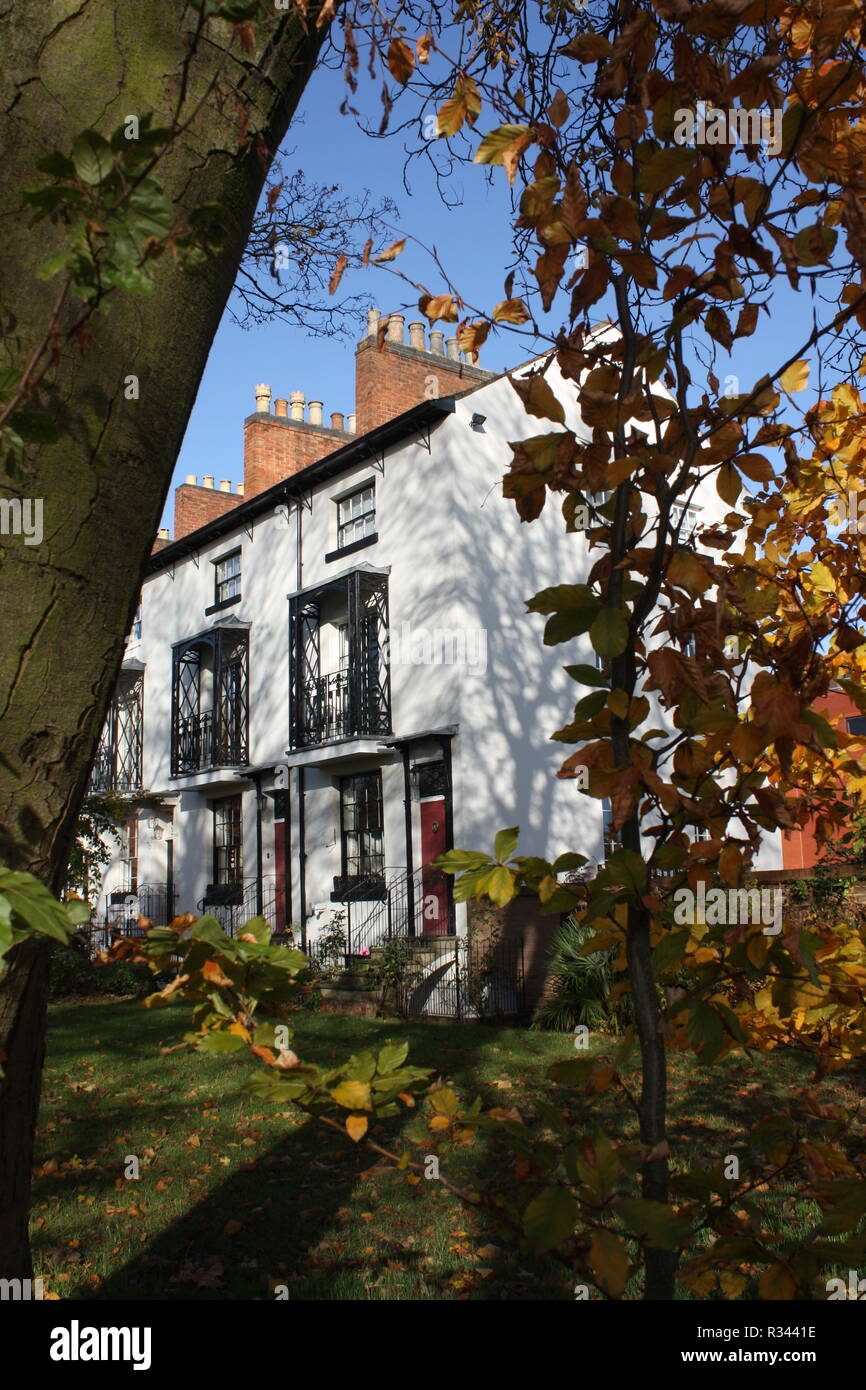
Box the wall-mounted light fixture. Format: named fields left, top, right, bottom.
left=470, top=413, right=487, bottom=432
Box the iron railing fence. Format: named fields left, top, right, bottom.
left=396, top=934, right=527, bottom=1021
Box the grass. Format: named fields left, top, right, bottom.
left=31, top=998, right=866, bottom=1300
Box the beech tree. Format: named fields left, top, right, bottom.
left=0, top=0, right=345, bottom=1279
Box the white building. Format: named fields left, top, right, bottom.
left=90, top=311, right=781, bottom=964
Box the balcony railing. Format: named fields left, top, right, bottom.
left=89, top=747, right=142, bottom=795
left=298, top=669, right=391, bottom=747
left=174, top=711, right=246, bottom=774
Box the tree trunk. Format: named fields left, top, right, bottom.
left=627, top=903, right=676, bottom=1300
left=0, top=0, right=332, bottom=1278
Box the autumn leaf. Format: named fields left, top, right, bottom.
left=590, top=1229, right=630, bottom=1297
left=346, top=1114, right=368, bottom=1143
left=780, top=359, right=810, bottom=393
left=328, top=254, right=348, bottom=296
left=758, top=1262, right=797, bottom=1300
left=373, top=237, right=406, bottom=263
left=493, top=297, right=531, bottom=325
left=386, top=38, right=414, bottom=85
left=509, top=371, right=565, bottom=424
left=418, top=292, right=458, bottom=323
left=474, top=124, right=534, bottom=184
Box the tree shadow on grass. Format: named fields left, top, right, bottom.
left=35, top=1002, right=572, bottom=1301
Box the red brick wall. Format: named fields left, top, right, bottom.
left=781, top=690, right=866, bottom=869
left=355, top=339, right=493, bottom=434
left=243, top=415, right=349, bottom=499
left=468, top=893, right=562, bottom=1014
left=174, top=485, right=243, bottom=541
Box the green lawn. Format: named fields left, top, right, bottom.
left=31, top=999, right=866, bottom=1300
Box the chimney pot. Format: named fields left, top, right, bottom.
left=219, top=479, right=231, bottom=492
left=236, top=482, right=245, bottom=496
left=289, top=391, right=305, bottom=421
left=274, top=397, right=288, bottom=418
left=366, top=307, right=380, bottom=338
left=331, top=411, right=345, bottom=431
left=408, top=320, right=426, bottom=351
left=445, top=337, right=460, bottom=361
left=386, top=313, right=405, bottom=344
left=255, top=383, right=271, bottom=413
left=185, top=473, right=197, bottom=486
left=308, top=400, right=323, bottom=426
left=203, top=475, right=214, bottom=489
left=347, top=413, right=356, bottom=434
left=429, top=330, right=445, bottom=355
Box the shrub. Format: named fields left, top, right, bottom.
left=532, top=913, right=630, bottom=1034
left=48, top=936, right=153, bottom=998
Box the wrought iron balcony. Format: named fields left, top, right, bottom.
left=173, top=710, right=246, bottom=775
left=88, top=676, right=143, bottom=794
left=289, top=568, right=391, bottom=749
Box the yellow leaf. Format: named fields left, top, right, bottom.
left=346, top=1114, right=368, bottom=1143
left=330, top=1080, right=372, bottom=1111
left=780, top=360, right=810, bottom=393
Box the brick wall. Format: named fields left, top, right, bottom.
left=243, top=414, right=350, bottom=499
left=174, top=485, right=243, bottom=541
left=355, top=338, right=494, bottom=434
left=468, top=892, right=562, bottom=1015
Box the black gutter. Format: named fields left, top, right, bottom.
left=252, top=771, right=263, bottom=917
left=149, top=397, right=457, bottom=575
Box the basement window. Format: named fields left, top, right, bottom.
left=337, top=484, right=375, bottom=549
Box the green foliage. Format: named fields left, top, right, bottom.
left=311, top=910, right=347, bottom=977
left=532, top=913, right=626, bottom=1034
left=0, top=864, right=84, bottom=965
left=48, top=938, right=153, bottom=998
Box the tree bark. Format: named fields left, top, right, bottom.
left=0, top=0, right=332, bottom=1278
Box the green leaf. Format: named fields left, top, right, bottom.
left=377, top=1040, right=410, bottom=1074
left=590, top=608, right=629, bottom=658
left=64, top=899, right=92, bottom=925
left=544, top=607, right=600, bottom=645
left=564, top=663, right=610, bottom=687
left=574, top=690, right=608, bottom=720
left=494, top=827, right=519, bottom=862
left=651, top=929, right=689, bottom=979
left=615, top=1196, right=692, bottom=1250
left=523, top=1185, right=579, bottom=1252
left=196, top=1030, right=247, bottom=1054
left=0, top=868, right=71, bottom=945
left=473, top=123, right=532, bottom=166
left=71, top=130, right=114, bottom=185
left=191, top=914, right=227, bottom=944
left=436, top=849, right=491, bottom=872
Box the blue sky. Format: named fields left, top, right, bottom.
left=171, top=63, right=521, bottom=518
left=169, top=61, right=823, bottom=529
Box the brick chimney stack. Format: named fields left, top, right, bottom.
left=353, top=308, right=494, bottom=434
left=243, top=382, right=352, bottom=500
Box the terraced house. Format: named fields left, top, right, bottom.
left=89, top=311, right=782, bottom=1012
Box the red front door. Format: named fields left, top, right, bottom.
left=420, top=797, right=449, bottom=936
left=273, top=819, right=287, bottom=929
